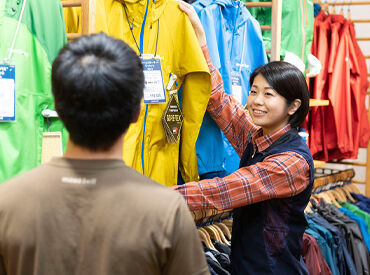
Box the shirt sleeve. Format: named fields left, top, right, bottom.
left=201, top=45, right=258, bottom=157
left=173, top=151, right=311, bottom=211
left=162, top=195, right=210, bottom=275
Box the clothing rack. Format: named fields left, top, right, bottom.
left=192, top=209, right=233, bottom=227
left=244, top=0, right=282, bottom=61
left=61, top=0, right=95, bottom=40
left=313, top=0, right=370, bottom=195
left=314, top=168, right=355, bottom=188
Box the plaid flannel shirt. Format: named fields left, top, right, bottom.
left=173, top=46, right=310, bottom=211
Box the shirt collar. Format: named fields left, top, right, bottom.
left=251, top=124, right=292, bottom=152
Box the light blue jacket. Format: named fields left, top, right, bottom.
left=194, top=0, right=267, bottom=177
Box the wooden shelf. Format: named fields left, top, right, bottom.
left=309, top=99, right=329, bottom=107
left=314, top=160, right=326, bottom=168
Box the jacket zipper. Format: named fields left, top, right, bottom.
left=140, top=0, right=149, bottom=175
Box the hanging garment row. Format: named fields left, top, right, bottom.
left=309, top=7, right=370, bottom=161
left=193, top=210, right=233, bottom=275
left=245, top=0, right=315, bottom=74
left=64, top=0, right=213, bottom=186
left=191, top=0, right=267, bottom=180
left=304, top=169, right=370, bottom=275
left=63, top=0, right=267, bottom=186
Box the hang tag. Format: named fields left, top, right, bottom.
left=141, top=58, right=166, bottom=104
left=162, top=91, right=183, bottom=143
left=41, top=132, right=63, bottom=164
left=0, top=64, right=15, bottom=121
left=231, top=71, right=242, bottom=104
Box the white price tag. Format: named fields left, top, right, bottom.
left=231, top=71, right=242, bottom=104
left=141, top=58, right=166, bottom=104
left=0, top=65, right=15, bottom=121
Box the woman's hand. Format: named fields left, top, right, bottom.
left=178, top=1, right=207, bottom=47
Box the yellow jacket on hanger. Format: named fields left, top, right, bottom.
left=64, top=0, right=212, bottom=186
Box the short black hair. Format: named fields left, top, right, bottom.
left=249, top=61, right=309, bottom=128
left=52, top=32, right=144, bottom=151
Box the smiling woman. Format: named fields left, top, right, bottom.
left=174, top=1, right=314, bottom=274
left=247, top=61, right=310, bottom=135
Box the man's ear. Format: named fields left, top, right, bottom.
left=132, top=106, right=141, bottom=123
left=288, top=99, right=301, bottom=115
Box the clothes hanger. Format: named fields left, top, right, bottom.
left=339, top=186, right=355, bottom=202
left=199, top=227, right=216, bottom=250
left=327, top=187, right=346, bottom=203
left=215, top=222, right=232, bottom=241
left=305, top=201, right=314, bottom=214
left=325, top=190, right=341, bottom=207
left=198, top=228, right=211, bottom=248
left=212, top=224, right=229, bottom=245
left=312, top=192, right=332, bottom=205
left=222, top=219, right=233, bottom=233
left=344, top=183, right=362, bottom=194
left=204, top=225, right=222, bottom=243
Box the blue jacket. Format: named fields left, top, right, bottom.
left=339, top=207, right=370, bottom=253
left=193, top=0, right=267, bottom=177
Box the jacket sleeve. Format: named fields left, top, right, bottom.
left=176, top=14, right=212, bottom=182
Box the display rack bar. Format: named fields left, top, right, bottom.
left=62, top=0, right=81, bottom=7
left=245, top=2, right=272, bottom=7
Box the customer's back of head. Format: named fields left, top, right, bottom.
left=51, top=32, right=144, bottom=151
left=0, top=33, right=209, bottom=275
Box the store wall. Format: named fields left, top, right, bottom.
left=323, top=0, right=370, bottom=193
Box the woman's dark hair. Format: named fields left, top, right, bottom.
left=249, top=61, right=310, bottom=128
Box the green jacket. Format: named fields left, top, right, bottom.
left=245, top=0, right=314, bottom=70
left=0, top=0, right=68, bottom=183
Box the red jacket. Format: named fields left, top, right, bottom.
left=310, top=13, right=367, bottom=161
left=349, top=22, right=370, bottom=148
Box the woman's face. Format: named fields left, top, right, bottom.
left=247, top=74, right=294, bottom=135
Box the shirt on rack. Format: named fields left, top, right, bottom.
left=302, top=233, right=333, bottom=275
left=341, top=202, right=370, bottom=231
left=306, top=217, right=339, bottom=275
left=306, top=212, right=357, bottom=275
left=204, top=252, right=230, bottom=275
left=204, top=247, right=231, bottom=272
left=351, top=193, right=370, bottom=213
left=339, top=207, right=370, bottom=253
left=314, top=201, right=370, bottom=275
left=193, top=0, right=267, bottom=177
left=173, top=46, right=310, bottom=212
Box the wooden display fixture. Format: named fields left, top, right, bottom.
left=245, top=0, right=282, bottom=61
left=314, top=160, right=326, bottom=169
left=309, top=99, right=330, bottom=107
left=61, top=0, right=96, bottom=40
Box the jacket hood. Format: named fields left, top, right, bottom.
left=117, top=0, right=167, bottom=22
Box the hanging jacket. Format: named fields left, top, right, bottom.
left=0, top=0, right=68, bottom=183
left=63, top=0, right=212, bottom=186
left=193, top=0, right=267, bottom=177
left=309, top=11, right=330, bottom=159
left=348, top=22, right=370, bottom=148
left=245, top=0, right=314, bottom=72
